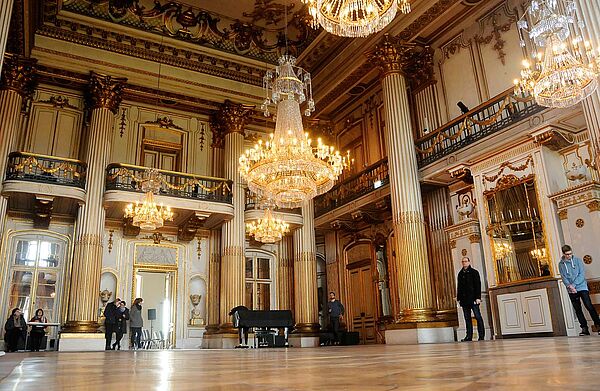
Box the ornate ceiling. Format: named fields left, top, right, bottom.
left=60, top=0, right=316, bottom=64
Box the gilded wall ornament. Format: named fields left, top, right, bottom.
left=145, top=116, right=184, bottom=130
left=474, top=17, right=512, bottom=65
left=575, top=218, right=585, bottom=228
left=587, top=200, right=600, bottom=212
left=583, top=255, right=593, bottom=264
left=88, top=71, right=127, bottom=113
left=39, top=95, right=78, bottom=109
left=461, top=249, right=468, bottom=256
left=107, top=230, right=114, bottom=253
left=468, top=234, right=481, bottom=244
left=119, top=109, right=127, bottom=137
left=449, top=239, right=457, bottom=249
left=558, top=209, right=568, bottom=220
left=0, top=54, right=37, bottom=97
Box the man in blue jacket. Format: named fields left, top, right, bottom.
left=558, top=244, right=600, bottom=336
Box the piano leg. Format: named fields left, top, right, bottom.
left=284, top=327, right=289, bottom=347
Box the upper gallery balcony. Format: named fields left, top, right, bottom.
left=415, top=89, right=546, bottom=169
left=2, top=152, right=88, bottom=226
left=104, top=163, right=234, bottom=229
left=244, top=189, right=304, bottom=229
left=313, top=158, right=390, bottom=227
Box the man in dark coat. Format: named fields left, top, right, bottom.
left=104, top=298, right=121, bottom=350
left=456, top=257, right=485, bottom=341
left=112, top=301, right=130, bottom=350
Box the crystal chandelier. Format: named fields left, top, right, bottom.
left=301, top=0, right=411, bottom=37
left=246, top=208, right=290, bottom=244
left=514, top=0, right=599, bottom=108
left=124, top=169, right=174, bottom=231
left=239, top=55, right=350, bottom=209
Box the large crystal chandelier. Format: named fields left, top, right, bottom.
left=246, top=208, right=290, bottom=244
left=302, top=0, right=411, bottom=37
left=124, top=169, right=174, bottom=231
left=514, top=0, right=599, bottom=108
left=239, top=55, right=350, bottom=209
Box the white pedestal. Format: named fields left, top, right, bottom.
left=385, top=327, right=455, bottom=344
left=59, top=333, right=106, bottom=351
left=288, top=335, right=319, bottom=348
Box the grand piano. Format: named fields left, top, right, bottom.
left=232, top=309, right=294, bottom=348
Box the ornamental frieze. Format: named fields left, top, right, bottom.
left=60, top=0, right=315, bottom=64
left=550, top=181, right=600, bottom=210
left=445, top=218, right=481, bottom=241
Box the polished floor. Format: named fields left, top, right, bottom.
left=1, top=337, right=599, bottom=390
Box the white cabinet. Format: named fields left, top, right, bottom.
left=497, top=288, right=553, bottom=335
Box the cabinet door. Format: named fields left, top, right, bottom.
left=497, top=293, right=525, bottom=334
left=522, top=288, right=553, bottom=333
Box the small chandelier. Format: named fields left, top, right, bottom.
left=246, top=208, right=290, bottom=244
left=514, top=0, right=599, bottom=108
left=302, top=0, right=411, bottom=37
left=493, top=241, right=513, bottom=259
left=124, top=169, right=174, bottom=231
left=239, top=55, right=350, bottom=209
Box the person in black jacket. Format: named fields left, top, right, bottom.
left=4, top=308, right=27, bottom=352
left=104, top=298, right=121, bottom=350
left=456, top=257, right=485, bottom=341
left=229, top=305, right=249, bottom=348
left=113, top=301, right=130, bottom=350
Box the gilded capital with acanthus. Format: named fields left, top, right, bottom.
left=367, top=34, right=414, bottom=76
left=0, top=54, right=37, bottom=97
left=216, top=99, right=254, bottom=135
left=87, top=71, right=127, bottom=114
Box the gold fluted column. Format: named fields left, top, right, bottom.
left=0, top=54, right=35, bottom=247
left=63, top=72, right=126, bottom=333
left=205, top=229, right=221, bottom=333
left=277, top=235, right=294, bottom=311
left=293, top=201, right=319, bottom=333
left=0, top=1, right=13, bottom=74
left=368, top=35, right=436, bottom=323
left=217, top=100, right=253, bottom=332
left=576, top=0, right=600, bottom=169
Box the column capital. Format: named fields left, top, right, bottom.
left=367, top=34, right=434, bottom=86
left=0, top=54, right=37, bottom=97
left=215, top=99, right=254, bottom=136
left=87, top=71, right=127, bottom=114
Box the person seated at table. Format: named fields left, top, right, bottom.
left=3, top=308, right=27, bottom=352
left=29, top=309, right=48, bottom=352
left=229, top=305, right=249, bottom=348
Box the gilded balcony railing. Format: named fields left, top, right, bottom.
left=5, top=152, right=87, bottom=188
left=106, top=163, right=233, bottom=204
left=314, top=158, right=389, bottom=217
left=415, top=90, right=545, bottom=167
left=244, top=188, right=301, bottom=214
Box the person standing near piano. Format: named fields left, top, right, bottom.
left=328, top=292, right=344, bottom=346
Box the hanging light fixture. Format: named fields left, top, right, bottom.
left=514, top=0, right=599, bottom=108
left=239, top=54, right=350, bottom=209
left=246, top=208, right=290, bottom=244
left=124, top=169, right=174, bottom=231
left=301, top=0, right=411, bottom=37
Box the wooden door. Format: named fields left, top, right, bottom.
left=348, top=263, right=377, bottom=344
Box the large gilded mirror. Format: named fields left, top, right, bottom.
left=485, top=175, right=551, bottom=284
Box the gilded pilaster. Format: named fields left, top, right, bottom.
left=205, top=230, right=221, bottom=333
left=0, top=1, right=13, bottom=75
left=64, top=72, right=126, bottom=332
left=293, top=201, right=319, bottom=333
left=277, top=235, right=294, bottom=311
left=217, top=100, right=253, bottom=332
left=0, top=53, right=35, bottom=249
left=576, top=0, right=600, bottom=170
left=368, top=34, right=436, bottom=322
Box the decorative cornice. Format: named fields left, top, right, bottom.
left=88, top=71, right=127, bottom=113
left=35, top=23, right=264, bottom=87
left=0, top=54, right=37, bottom=97
left=549, top=181, right=600, bottom=210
